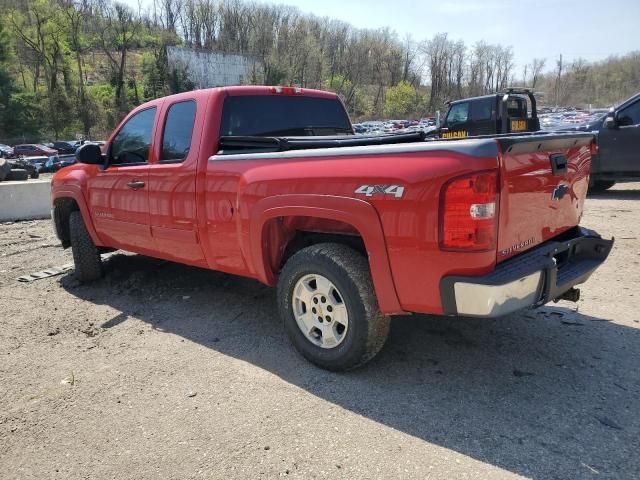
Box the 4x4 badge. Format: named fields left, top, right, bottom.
left=355, top=184, right=405, bottom=198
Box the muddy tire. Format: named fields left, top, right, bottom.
left=6, top=169, right=28, bottom=181
left=277, top=243, right=390, bottom=371
left=69, top=211, right=103, bottom=282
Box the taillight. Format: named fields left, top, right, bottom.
left=439, top=170, right=499, bottom=251
left=271, top=86, right=302, bottom=95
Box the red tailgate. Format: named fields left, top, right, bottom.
left=496, top=134, right=595, bottom=262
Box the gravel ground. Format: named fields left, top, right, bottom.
left=1, top=184, right=639, bottom=480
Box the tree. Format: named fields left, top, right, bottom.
left=530, top=57, right=546, bottom=88
left=94, top=1, right=141, bottom=118
left=384, top=81, right=423, bottom=118
left=8, top=0, right=72, bottom=138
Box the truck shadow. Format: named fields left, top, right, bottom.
left=60, top=253, right=639, bottom=479
left=588, top=188, right=640, bottom=200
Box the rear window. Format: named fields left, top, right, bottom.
left=220, top=95, right=352, bottom=137
left=506, top=97, right=527, bottom=118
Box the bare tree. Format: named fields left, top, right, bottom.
left=530, top=57, right=546, bottom=88
left=95, top=1, right=141, bottom=117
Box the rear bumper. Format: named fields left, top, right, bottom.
left=440, top=227, right=613, bottom=318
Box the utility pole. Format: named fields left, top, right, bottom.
left=555, top=54, right=563, bottom=105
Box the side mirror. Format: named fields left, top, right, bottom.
left=604, top=114, right=617, bottom=129
left=75, top=143, right=103, bottom=164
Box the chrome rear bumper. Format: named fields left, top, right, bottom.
left=440, top=227, right=613, bottom=318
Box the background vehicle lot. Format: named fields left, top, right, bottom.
left=1, top=186, right=639, bottom=479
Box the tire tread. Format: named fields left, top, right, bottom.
left=69, top=211, right=103, bottom=282
left=278, top=243, right=390, bottom=370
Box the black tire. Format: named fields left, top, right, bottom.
left=69, top=211, right=103, bottom=282
left=6, top=169, right=29, bottom=181
left=589, top=180, right=615, bottom=193
left=277, top=243, right=390, bottom=371
left=30, top=169, right=40, bottom=179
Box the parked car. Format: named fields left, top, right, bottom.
left=8, top=157, right=40, bottom=179
left=52, top=141, right=80, bottom=155
left=52, top=86, right=612, bottom=371
left=14, top=143, right=58, bottom=157
left=0, top=143, right=14, bottom=158
left=39, top=156, right=63, bottom=173
left=57, top=154, right=77, bottom=169
left=560, top=92, right=640, bottom=192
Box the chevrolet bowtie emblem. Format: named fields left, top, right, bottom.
left=551, top=184, right=568, bottom=201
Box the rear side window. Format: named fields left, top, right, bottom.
left=471, top=98, right=493, bottom=121
left=220, top=95, right=352, bottom=137
left=161, top=100, right=197, bottom=162
left=110, top=107, right=156, bottom=165
left=446, top=102, right=469, bottom=126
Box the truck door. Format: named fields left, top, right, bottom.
left=599, top=99, right=640, bottom=174
left=147, top=99, right=206, bottom=267
left=469, top=98, right=495, bottom=136
left=442, top=102, right=470, bottom=138
left=87, top=107, right=155, bottom=251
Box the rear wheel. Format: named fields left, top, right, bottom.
left=277, top=243, right=390, bottom=371
left=69, top=211, right=103, bottom=282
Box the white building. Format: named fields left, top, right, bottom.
left=167, top=46, right=258, bottom=88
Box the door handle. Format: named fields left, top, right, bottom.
left=127, top=180, right=145, bottom=189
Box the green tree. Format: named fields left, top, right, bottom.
left=0, top=17, right=14, bottom=137
left=384, top=81, right=423, bottom=118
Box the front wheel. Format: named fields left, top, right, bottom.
left=277, top=243, right=390, bottom=371
left=69, top=211, right=103, bottom=282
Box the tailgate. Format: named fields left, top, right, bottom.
left=496, top=133, right=595, bottom=262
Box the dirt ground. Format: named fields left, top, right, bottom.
left=1, top=184, right=639, bottom=480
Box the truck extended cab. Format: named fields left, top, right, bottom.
left=51, top=86, right=612, bottom=371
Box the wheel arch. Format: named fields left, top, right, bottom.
left=52, top=188, right=102, bottom=248
left=249, top=194, right=405, bottom=314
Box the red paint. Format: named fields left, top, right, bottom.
left=51, top=86, right=593, bottom=316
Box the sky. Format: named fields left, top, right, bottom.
left=128, top=0, right=640, bottom=72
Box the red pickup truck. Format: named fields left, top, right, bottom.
left=51, top=86, right=612, bottom=370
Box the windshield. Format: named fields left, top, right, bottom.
left=220, top=95, right=352, bottom=137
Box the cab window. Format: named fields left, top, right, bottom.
left=161, top=100, right=197, bottom=162
left=110, top=107, right=156, bottom=165
left=446, top=102, right=469, bottom=126
left=471, top=98, right=493, bottom=121
left=618, top=100, right=640, bottom=126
